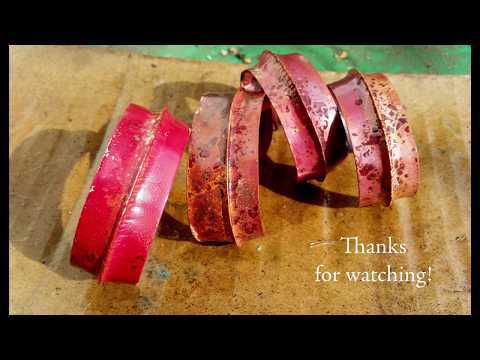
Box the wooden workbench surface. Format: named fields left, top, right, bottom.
left=9, top=45, right=471, bottom=314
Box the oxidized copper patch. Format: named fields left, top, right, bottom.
left=227, top=89, right=265, bottom=245
left=187, top=95, right=234, bottom=242
left=361, top=73, right=420, bottom=202
left=328, top=70, right=391, bottom=207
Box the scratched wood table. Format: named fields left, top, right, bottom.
left=9, top=45, right=471, bottom=315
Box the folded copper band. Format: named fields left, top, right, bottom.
left=241, top=51, right=337, bottom=181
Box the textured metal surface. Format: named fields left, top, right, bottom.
left=9, top=46, right=471, bottom=314
left=187, top=95, right=234, bottom=242
left=362, top=73, right=420, bottom=201
left=227, top=90, right=265, bottom=244
left=242, top=51, right=326, bottom=181
left=276, top=53, right=342, bottom=168
left=329, top=71, right=390, bottom=207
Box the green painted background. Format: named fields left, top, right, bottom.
left=88, top=45, right=470, bottom=75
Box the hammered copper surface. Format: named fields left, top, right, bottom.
left=9, top=45, right=471, bottom=314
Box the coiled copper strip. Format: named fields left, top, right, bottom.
left=362, top=73, right=420, bottom=202
left=241, top=51, right=331, bottom=181
left=226, top=89, right=265, bottom=245
left=187, top=95, right=234, bottom=242
left=328, top=70, right=391, bottom=207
